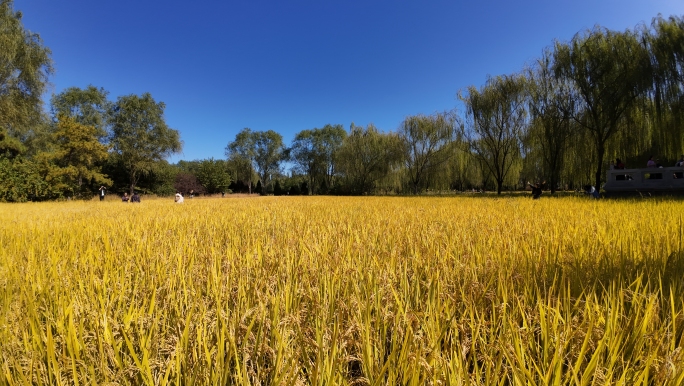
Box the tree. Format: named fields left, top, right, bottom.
left=37, top=115, right=110, bottom=198
left=336, top=123, right=402, bottom=195
left=108, top=93, right=182, bottom=195
left=525, top=49, right=575, bottom=193
left=225, top=128, right=256, bottom=193
left=460, top=74, right=528, bottom=194
left=644, top=15, right=684, bottom=158
left=290, top=124, right=346, bottom=194
left=195, top=158, right=231, bottom=194
left=0, top=0, right=53, bottom=142
left=399, top=111, right=460, bottom=194
left=225, top=128, right=286, bottom=195
left=174, top=172, right=204, bottom=195
left=50, top=85, right=110, bottom=139
left=554, top=27, right=651, bottom=190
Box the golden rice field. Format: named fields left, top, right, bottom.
left=1, top=196, right=684, bottom=385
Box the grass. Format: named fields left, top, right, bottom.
left=1, top=196, right=683, bottom=385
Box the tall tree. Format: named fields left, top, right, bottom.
left=460, top=74, right=528, bottom=194
left=399, top=111, right=460, bottom=194
left=644, top=15, right=684, bottom=158
left=525, top=49, right=576, bottom=193
left=195, top=158, right=231, bottom=194
left=290, top=124, right=346, bottom=194
left=225, top=128, right=285, bottom=195
left=553, top=27, right=651, bottom=190
left=37, top=115, right=110, bottom=198
left=252, top=130, right=286, bottom=194
left=225, top=128, right=256, bottom=193
left=108, top=93, right=182, bottom=195
left=336, top=123, right=402, bottom=195
left=0, top=0, right=53, bottom=141
left=50, top=85, right=110, bottom=139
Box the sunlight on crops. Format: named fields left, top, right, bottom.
left=1, top=196, right=684, bottom=385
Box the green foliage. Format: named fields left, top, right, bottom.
left=290, top=124, right=346, bottom=194
left=335, top=123, right=403, bottom=195
left=225, top=128, right=285, bottom=195
left=554, top=27, right=651, bottom=189
left=399, top=111, right=460, bottom=194
left=195, top=158, right=231, bottom=194
left=0, top=155, right=49, bottom=201
left=225, top=128, right=256, bottom=193
left=461, top=74, right=528, bottom=194
left=273, top=179, right=284, bottom=196
left=50, top=85, right=110, bottom=139
left=0, top=127, right=24, bottom=158
left=36, top=115, right=110, bottom=198
left=524, top=49, right=575, bottom=193
left=108, top=93, right=182, bottom=194
left=0, top=0, right=53, bottom=141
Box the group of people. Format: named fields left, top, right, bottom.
left=611, top=155, right=684, bottom=169
left=644, top=155, right=684, bottom=168
left=121, top=192, right=141, bottom=203
left=98, top=186, right=192, bottom=204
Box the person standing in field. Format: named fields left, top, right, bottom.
left=99, top=186, right=106, bottom=201
left=528, top=182, right=543, bottom=199
left=175, top=192, right=184, bottom=203
left=131, top=192, right=141, bottom=203
left=122, top=192, right=129, bottom=202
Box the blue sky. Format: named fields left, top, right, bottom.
left=15, top=0, right=684, bottom=163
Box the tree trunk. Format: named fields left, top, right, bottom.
left=595, top=143, right=605, bottom=195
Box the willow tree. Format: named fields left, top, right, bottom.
left=460, top=74, right=528, bottom=195
left=225, top=128, right=286, bottom=195
left=335, top=123, right=402, bottom=195
left=645, top=15, right=684, bottom=158
left=554, top=27, right=651, bottom=190
left=290, top=124, right=346, bottom=194
left=525, top=49, right=576, bottom=193
left=399, top=111, right=460, bottom=194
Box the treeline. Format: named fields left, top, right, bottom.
left=226, top=15, right=684, bottom=195
left=1, top=0, right=683, bottom=200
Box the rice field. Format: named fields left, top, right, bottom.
left=1, top=196, right=683, bottom=385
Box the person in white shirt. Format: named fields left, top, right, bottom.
left=174, top=192, right=184, bottom=203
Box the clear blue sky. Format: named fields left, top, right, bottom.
left=15, top=0, right=684, bottom=163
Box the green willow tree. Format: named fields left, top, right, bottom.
left=108, top=93, right=182, bottom=195
left=460, top=74, right=528, bottom=195
left=399, top=111, right=460, bottom=194
left=525, top=49, right=575, bottom=193
left=554, top=27, right=651, bottom=190
left=335, top=123, right=402, bottom=195
left=644, top=15, right=684, bottom=158
left=225, top=128, right=286, bottom=195
left=290, top=124, right=346, bottom=194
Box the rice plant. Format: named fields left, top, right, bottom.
left=1, top=196, right=683, bottom=385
